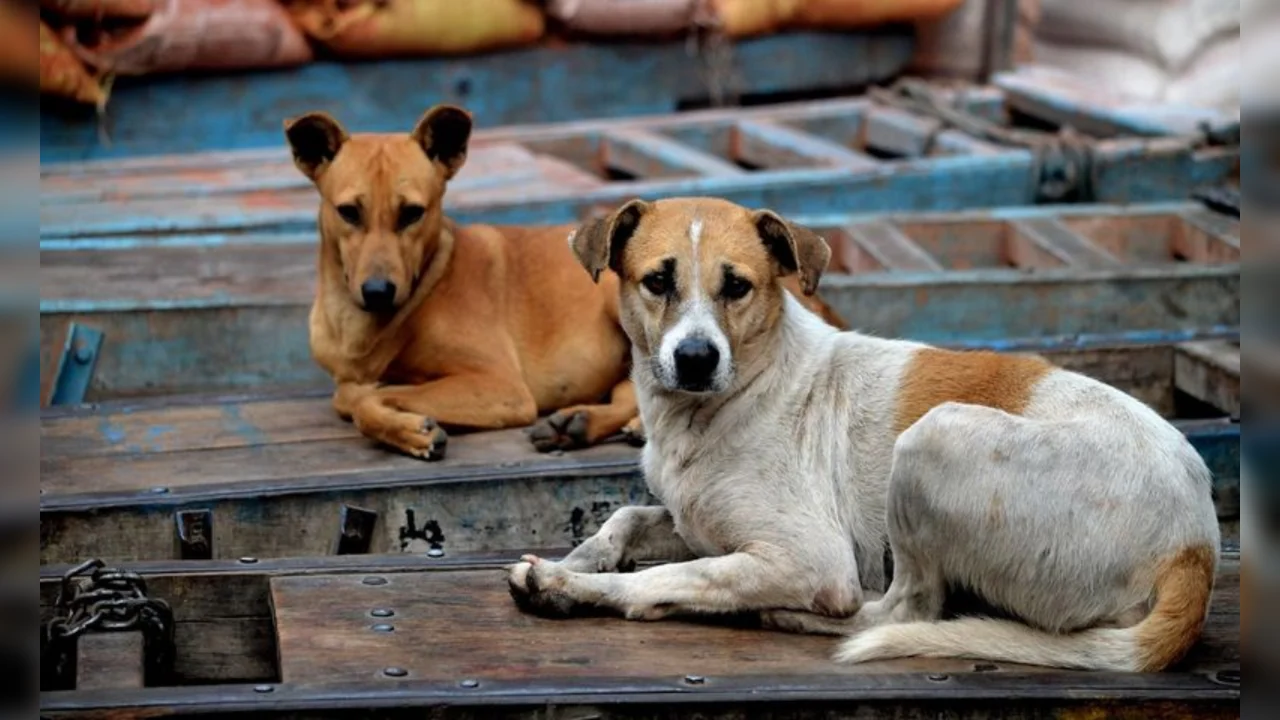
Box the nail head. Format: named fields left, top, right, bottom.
left=927, top=673, right=950, bottom=682
left=253, top=685, right=274, bottom=694
left=371, top=623, right=395, bottom=633
left=683, top=674, right=705, bottom=685
left=383, top=667, right=408, bottom=678
left=362, top=576, right=388, bottom=586
left=427, top=548, right=445, bottom=558
left=150, top=486, right=170, bottom=495
left=238, top=556, right=259, bottom=564
left=459, top=678, right=479, bottom=688
left=370, top=608, right=394, bottom=618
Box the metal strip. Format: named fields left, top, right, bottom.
left=48, top=322, right=104, bottom=407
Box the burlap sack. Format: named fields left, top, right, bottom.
left=548, top=0, right=703, bottom=36
left=41, top=0, right=156, bottom=21
left=711, top=0, right=963, bottom=38
left=286, top=0, right=545, bottom=58
left=65, top=0, right=314, bottom=76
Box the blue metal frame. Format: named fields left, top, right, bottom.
left=48, top=322, right=104, bottom=407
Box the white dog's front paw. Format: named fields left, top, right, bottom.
left=506, top=554, right=581, bottom=618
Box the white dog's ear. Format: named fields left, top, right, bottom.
left=569, top=199, right=650, bottom=283
left=752, top=209, right=831, bottom=296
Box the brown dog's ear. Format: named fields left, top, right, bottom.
left=569, top=199, right=650, bottom=283
left=284, top=112, right=348, bottom=181
left=412, top=105, right=473, bottom=180
left=752, top=209, right=831, bottom=296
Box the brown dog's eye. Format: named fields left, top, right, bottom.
left=721, top=274, right=753, bottom=301
left=336, top=203, right=361, bottom=226
left=397, top=204, right=425, bottom=231
left=641, top=271, right=672, bottom=297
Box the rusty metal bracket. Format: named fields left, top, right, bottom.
left=175, top=509, right=214, bottom=560
left=335, top=505, right=378, bottom=555
left=49, top=322, right=103, bottom=406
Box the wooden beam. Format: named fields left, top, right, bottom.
left=862, top=106, right=942, bottom=158
left=1007, top=218, right=1122, bottom=269
left=599, top=128, right=745, bottom=179
left=76, top=632, right=146, bottom=690
left=1176, top=209, right=1241, bottom=263
left=732, top=120, right=878, bottom=171
left=844, top=221, right=945, bottom=272
left=1176, top=341, right=1241, bottom=418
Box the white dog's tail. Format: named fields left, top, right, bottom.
left=835, top=546, right=1216, bottom=672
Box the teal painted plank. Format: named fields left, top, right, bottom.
left=40, top=31, right=915, bottom=162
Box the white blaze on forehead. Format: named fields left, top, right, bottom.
left=689, top=217, right=703, bottom=248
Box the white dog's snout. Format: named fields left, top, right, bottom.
left=657, top=298, right=732, bottom=393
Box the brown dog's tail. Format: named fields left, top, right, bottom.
left=833, top=545, right=1216, bottom=672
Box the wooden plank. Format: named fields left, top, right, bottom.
left=1176, top=209, right=1242, bottom=263
left=844, top=221, right=945, bottom=272
left=1007, top=218, right=1123, bottom=269
left=862, top=106, right=942, bottom=158
left=75, top=632, right=145, bottom=690
left=41, top=32, right=915, bottom=163
left=1176, top=341, right=1241, bottom=418
left=731, top=120, right=879, bottom=170
left=600, top=128, right=744, bottom=178
left=37, top=204, right=1240, bottom=401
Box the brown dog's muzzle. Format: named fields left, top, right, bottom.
left=360, top=276, right=398, bottom=314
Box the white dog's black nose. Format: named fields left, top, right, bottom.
left=673, top=337, right=720, bottom=390
left=361, top=277, right=397, bottom=313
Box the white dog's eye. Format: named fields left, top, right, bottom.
left=641, top=270, right=673, bottom=297
left=721, top=274, right=753, bottom=301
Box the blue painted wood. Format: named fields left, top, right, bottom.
left=39, top=31, right=915, bottom=163
left=38, top=203, right=1239, bottom=400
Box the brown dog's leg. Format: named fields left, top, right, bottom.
left=528, top=378, right=643, bottom=452
left=352, top=375, right=538, bottom=460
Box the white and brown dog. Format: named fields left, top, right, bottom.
left=507, top=196, right=1221, bottom=672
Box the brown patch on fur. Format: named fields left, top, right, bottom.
left=1134, top=545, right=1216, bottom=671
left=894, top=348, right=1055, bottom=435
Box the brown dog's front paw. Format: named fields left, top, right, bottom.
left=400, top=418, right=448, bottom=461
left=620, top=419, right=646, bottom=447
left=528, top=411, right=590, bottom=453
left=506, top=554, right=580, bottom=618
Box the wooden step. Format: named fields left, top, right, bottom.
left=39, top=203, right=1240, bottom=403
left=39, top=331, right=1242, bottom=566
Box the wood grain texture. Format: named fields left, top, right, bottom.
left=269, top=560, right=1239, bottom=685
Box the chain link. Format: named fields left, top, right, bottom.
left=41, top=558, right=175, bottom=690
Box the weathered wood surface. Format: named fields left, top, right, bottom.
left=74, top=632, right=145, bottom=691
left=39, top=203, right=1240, bottom=402
left=37, top=554, right=1240, bottom=719
left=40, top=32, right=917, bottom=163
left=40, top=93, right=1237, bottom=245
left=38, top=331, right=1241, bottom=565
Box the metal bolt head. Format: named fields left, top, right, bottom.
left=382, top=667, right=408, bottom=678
left=238, top=556, right=259, bottom=564
left=426, top=547, right=445, bottom=558
left=370, top=608, right=395, bottom=618
left=73, top=347, right=93, bottom=364
left=459, top=679, right=479, bottom=688
left=927, top=673, right=950, bottom=682
left=150, top=486, right=170, bottom=495
left=362, top=576, right=388, bottom=586
left=683, top=674, right=705, bottom=685
left=371, top=623, right=395, bottom=633
left=253, top=685, right=274, bottom=694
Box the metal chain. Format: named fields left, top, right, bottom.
left=868, top=78, right=1240, bottom=204
left=41, top=558, right=176, bottom=690
left=688, top=1, right=739, bottom=110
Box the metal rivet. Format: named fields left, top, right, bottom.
left=253, top=685, right=274, bottom=694
left=973, top=662, right=998, bottom=673
left=383, top=667, right=408, bottom=678
left=150, top=486, right=170, bottom=495
left=73, top=347, right=93, bottom=364
left=371, top=624, right=395, bottom=633
left=426, top=548, right=445, bottom=558
left=362, top=576, right=388, bottom=586
left=370, top=608, right=395, bottom=618
left=459, top=679, right=479, bottom=689
left=927, top=673, right=950, bottom=682
left=1214, top=669, right=1240, bottom=686
left=683, top=675, right=705, bottom=685
left=238, top=556, right=258, bottom=564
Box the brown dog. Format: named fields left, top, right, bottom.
left=285, top=105, right=846, bottom=459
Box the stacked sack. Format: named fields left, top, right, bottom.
left=548, top=0, right=964, bottom=37
left=911, top=0, right=1041, bottom=80
left=39, top=0, right=314, bottom=108
left=1032, top=0, right=1239, bottom=111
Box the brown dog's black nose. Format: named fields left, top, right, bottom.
left=673, top=337, right=720, bottom=391
left=360, top=277, right=397, bottom=313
